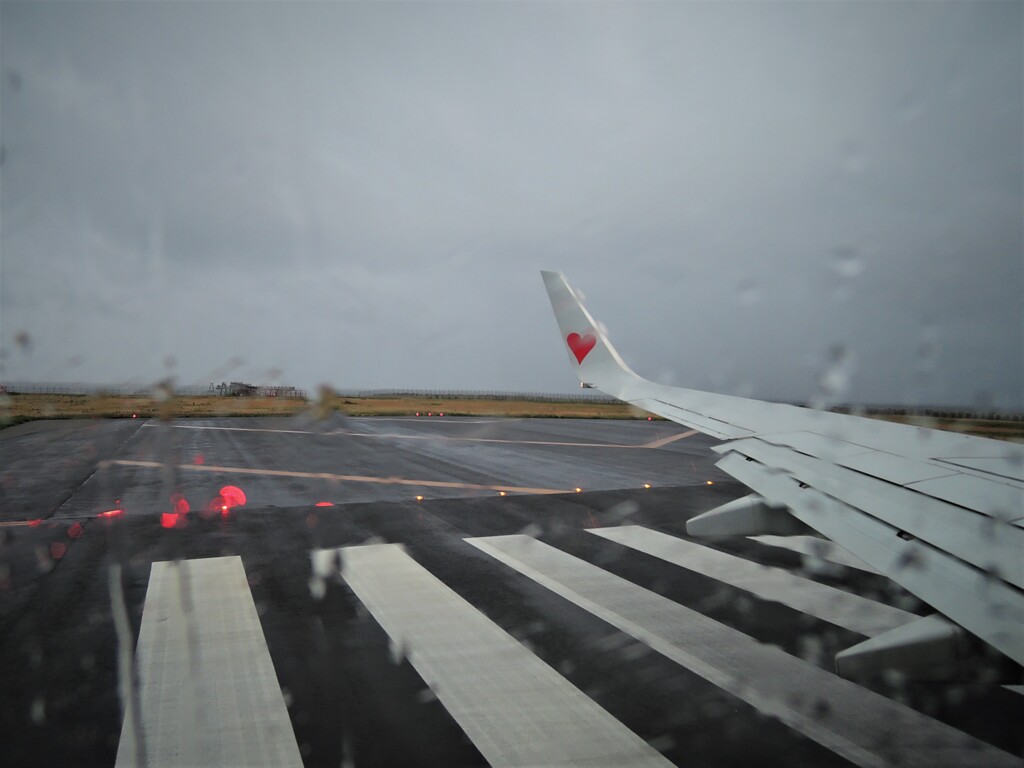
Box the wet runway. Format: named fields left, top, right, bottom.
left=0, top=416, right=1021, bottom=766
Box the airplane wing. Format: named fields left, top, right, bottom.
left=541, top=270, right=1024, bottom=680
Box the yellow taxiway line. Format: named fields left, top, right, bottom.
left=642, top=429, right=699, bottom=449
left=143, top=423, right=700, bottom=450
left=103, top=459, right=576, bottom=495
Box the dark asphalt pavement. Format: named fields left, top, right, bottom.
left=0, top=417, right=1020, bottom=767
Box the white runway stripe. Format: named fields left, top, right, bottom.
left=320, top=543, right=672, bottom=768
left=115, top=557, right=302, bottom=768
left=466, top=535, right=1021, bottom=768
left=589, top=526, right=913, bottom=637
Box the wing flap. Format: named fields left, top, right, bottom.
left=716, top=437, right=1024, bottom=590
left=743, top=431, right=1023, bottom=521
left=835, top=450, right=959, bottom=486
left=905, top=473, right=1024, bottom=522
left=718, top=451, right=1024, bottom=667
left=936, top=456, right=1024, bottom=483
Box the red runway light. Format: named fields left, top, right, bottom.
left=439, top=412, right=444, bottom=417
left=68, top=522, right=84, bottom=539
left=193, top=453, right=206, bottom=465
left=98, top=509, right=123, bottom=519
left=416, top=412, right=421, bottom=417
left=171, top=494, right=190, bottom=515
left=315, top=501, right=334, bottom=507
left=647, top=416, right=652, bottom=421
left=160, top=512, right=180, bottom=529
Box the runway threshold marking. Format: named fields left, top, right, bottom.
left=115, top=556, right=301, bottom=768
left=104, top=459, right=575, bottom=495
left=465, top=535, right=1021, bottom=768
left=588, top=526, right=913, bottom=637
left=143, top=422, right=699, bottom=449
left=317, top=543, right=672, bottom=768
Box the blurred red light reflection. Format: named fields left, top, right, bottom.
left=220, top=485, right=246, bottom=508
left=315, top=501, right=334, bottom=507
left=98, top=509, right=123, bottom=519
left=50, top=542, right=66, bottom=559
left=68, top=522, right=84, bottom=539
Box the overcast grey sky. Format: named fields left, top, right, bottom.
left=1, top=1, right=1021, bottom=408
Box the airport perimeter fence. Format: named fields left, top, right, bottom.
left=827, top=405, right=1024, bottom=422
left=4, top=382, right=163, bottom=396
left=1, top=382, right=308, bottom=399
left=2, top=382, right=605, bottom=404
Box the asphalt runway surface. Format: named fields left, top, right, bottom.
left=1, top=416, right=1021, bottom=767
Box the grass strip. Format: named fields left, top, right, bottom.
left=2, top=393, right=1021, bottom=441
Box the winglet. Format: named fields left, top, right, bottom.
left=540, top=271, right=639, bottom=396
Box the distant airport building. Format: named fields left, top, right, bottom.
left=258, top=386, right=302, bottom=398
left=208, top=382, right=303, bottom=398
left=209, top=381, right=259, bottom=397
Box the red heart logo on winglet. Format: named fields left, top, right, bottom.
left=566, top=333, right=597, bottom=364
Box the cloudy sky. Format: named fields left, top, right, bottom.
left=1, top=1, right=1021, bottom=408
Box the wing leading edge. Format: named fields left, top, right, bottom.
left=541, top=270, right=1024, bottom=678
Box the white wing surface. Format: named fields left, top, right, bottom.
left=541, top=270, right=1024, bottom=678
